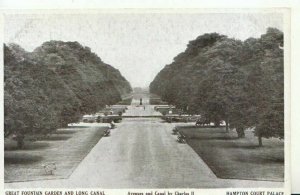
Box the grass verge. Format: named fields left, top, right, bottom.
left=4, top=126, right=108, bottom=182
left=118, top=97, right=133, bottom=105
left=149, top=93, right=167, bottom=105
left=178, top=126, right=284, bottom=181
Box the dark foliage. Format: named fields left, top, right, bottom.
left=150, top=28, right=284, bottom=146
left=4, top=41, right=132, bottom=148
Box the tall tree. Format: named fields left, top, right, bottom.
left=150, top=28, right=284, bottom=144
left=4, top=41, right=132, bottom=149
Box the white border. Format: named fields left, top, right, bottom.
left=0, top=5, right=295, bottom=194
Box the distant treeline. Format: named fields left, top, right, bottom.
left=4, top=41, right=132, bottom=147
left=150, top=28, right=283, bottom=146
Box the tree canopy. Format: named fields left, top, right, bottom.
left=4, top=41, right=132, bottom=147
left=150, top=28, right=284, bottom=146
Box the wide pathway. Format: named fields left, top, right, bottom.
left=5, top=96, right=283, bottom=188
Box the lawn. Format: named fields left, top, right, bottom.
left=149, top=93, right=168, bottom=105
left=177, top=126, right=284, bottom=181
left=117, top=97, right=133, bottom=105
left=4, top=125, right=108, bottom=182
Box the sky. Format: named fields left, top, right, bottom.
left=4, top=12, right=283, bottom=88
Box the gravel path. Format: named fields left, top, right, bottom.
left=5, top=96, right=283, bottom=188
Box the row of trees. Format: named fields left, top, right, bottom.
left=150, top=28, right=284, bottom=146
left=4, top=41, right=132, bottom=148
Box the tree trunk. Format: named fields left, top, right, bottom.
left=17, top=136, right=25, bottom=149
left=225, top=118, right=229, bottom=133
left=214, top=118, right=220, bottom=127
left=236, top=127, right=245, bottom=138
left=240, top=129, right=245, bottom=138
left=258, top=135, right=263, bottom=147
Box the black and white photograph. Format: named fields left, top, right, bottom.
left=2, top=9, right=291, bottom=193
